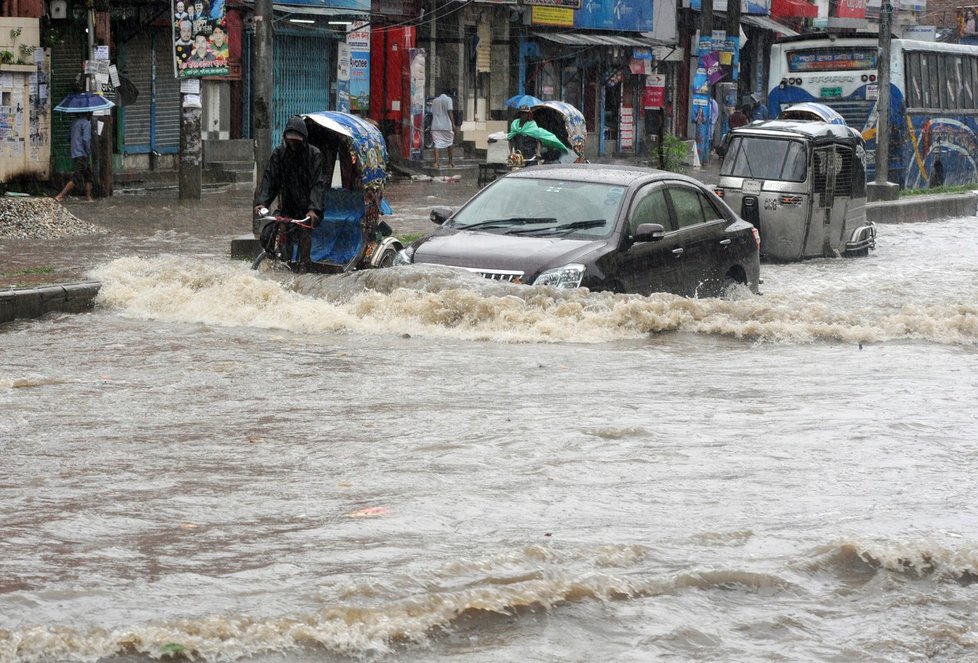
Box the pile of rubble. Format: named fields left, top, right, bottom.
left=0, top=196, right=107, bottom=240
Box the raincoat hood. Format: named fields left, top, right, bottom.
left=284, top=116, right=309, bottom=141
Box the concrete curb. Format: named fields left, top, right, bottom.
left=1, top=282, right=101, bottom=324
left=867, top=190, right=978, bottom=224
left=231, top=234, right=260, bottom=261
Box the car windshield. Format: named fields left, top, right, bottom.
left=720, top=136, right=808, bottom=182
left=449, top=177, right=625, bottom=238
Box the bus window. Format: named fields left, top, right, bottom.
left=720, top=137, right=808, bottom=183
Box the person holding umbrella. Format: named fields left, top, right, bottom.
left=54, top=113, right=94, bottom=203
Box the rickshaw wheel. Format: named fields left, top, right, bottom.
left=251, top=251, right=269, bottom=270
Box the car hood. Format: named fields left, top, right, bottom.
left=412, top=229, right=606, bottom=275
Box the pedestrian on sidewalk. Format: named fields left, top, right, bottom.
left=54, top=113, right=94, bottom=203
left=729, top=104, right=749, bottom=130
left=429, top=90, right=455, bottom=169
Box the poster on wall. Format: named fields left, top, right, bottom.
left=337, top=42, right=351, bottom=112
left=409, top=48, right=426, bottom=161
left=347, top=21, right=371, bottom=113
left=172, top=0, right=230, bottom=78
left=619, top=105, right=634, bottom=150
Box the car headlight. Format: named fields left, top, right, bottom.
left=393, top=247, right=414, bottom=266
left=532, top=263, right=585, bottom=288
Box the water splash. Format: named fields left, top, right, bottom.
left=88, top=256, right=978, bottom=345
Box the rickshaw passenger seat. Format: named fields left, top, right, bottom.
left=311, top=190, right=367, bottom=264
left=310, top=190, right=394, bottom=264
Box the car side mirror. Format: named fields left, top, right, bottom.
left=429, top=206, right=454, bottom=225
left=715, top=144, right=727, bottom=158
left=633, top=223, right=665, bottom=243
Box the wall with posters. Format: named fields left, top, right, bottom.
left=0, top=18, right=50, bottom=180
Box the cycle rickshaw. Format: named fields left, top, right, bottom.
left=252, top=111, right=403, bottom=273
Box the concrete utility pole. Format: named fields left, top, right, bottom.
left=701, top=0, right=713, bottom=38
left=252, top=0, right=274, bottom=195
left=94, top=9, right=112, bottom=198
left=868, top=0, right=899, bottom=200
left=727, top=0, right=740, bottom=49
left=178, top=97, right=202, bottom=200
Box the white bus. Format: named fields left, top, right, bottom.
left=766, top=33, right=978, bottom=188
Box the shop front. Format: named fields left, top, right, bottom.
left=523, top=0, right=672, bottom=157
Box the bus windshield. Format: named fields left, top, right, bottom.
left=720, top=136, right=808, bottom=182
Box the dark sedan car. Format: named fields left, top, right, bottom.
left=394, top=164, right=761, bottom=297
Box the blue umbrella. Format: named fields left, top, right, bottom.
left=54, top=92, right=115, bottom=113
left=505, top=94, right=544, bottom=109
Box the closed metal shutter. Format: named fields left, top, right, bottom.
left=121, top=27, right=180, bottom=154
left=272, top=29, right=332, bottom=140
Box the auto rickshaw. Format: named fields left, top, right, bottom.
left=252, top=111, right=403, bottom=273
left=715, top=118, right=877, bottom=262
left=777, top=102, right=847, bottom=125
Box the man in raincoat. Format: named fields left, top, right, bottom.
left=254, top=116, right=326, bottom=271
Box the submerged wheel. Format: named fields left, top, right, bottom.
left=377, top=246, right=399, bottom=268
left=251, top=251, right=269, bottom=270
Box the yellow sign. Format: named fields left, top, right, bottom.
left=531, top=6, right=574, bottom=26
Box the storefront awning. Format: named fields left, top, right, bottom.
left=534, top=32, right=671, bottom=48
left=239, top=1, right=369, bottom=18
left=741, top=14, right=800, bottom=36
left=772, top=0, right=818, bottom=19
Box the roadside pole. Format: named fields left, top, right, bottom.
left=179, top=86, right=202, bottom=201
left=868, top=0, right=899, bottom=201
left=95, top=10, right=113, bottom=198
left=726, top=0, right=740, bottom=51
left=253, top=0, right=274, bottom=194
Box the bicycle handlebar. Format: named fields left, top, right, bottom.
left=257, top=210, right=313, bottom=229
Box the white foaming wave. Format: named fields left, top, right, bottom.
left=88, top=257, right=978, bottom=345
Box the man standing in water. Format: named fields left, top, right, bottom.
left=253, top=116, right=326, bottom=272
left=429, top=90, right=455, bottom=169
left=54, top=113, right=94, bottom=203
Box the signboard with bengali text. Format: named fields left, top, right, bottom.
left=531, top=6, right=575, bottom=26
left=523, top=0, right=581, bottom=7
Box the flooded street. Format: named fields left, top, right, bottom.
left=2, top=179, right=978, bottom=661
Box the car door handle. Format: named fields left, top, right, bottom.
left=719, top=239, right=732, bottom=246
left=672, top=247, right=684, bottom=257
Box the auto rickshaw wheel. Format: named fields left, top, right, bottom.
left=377, top=246, right=399, bottom=268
